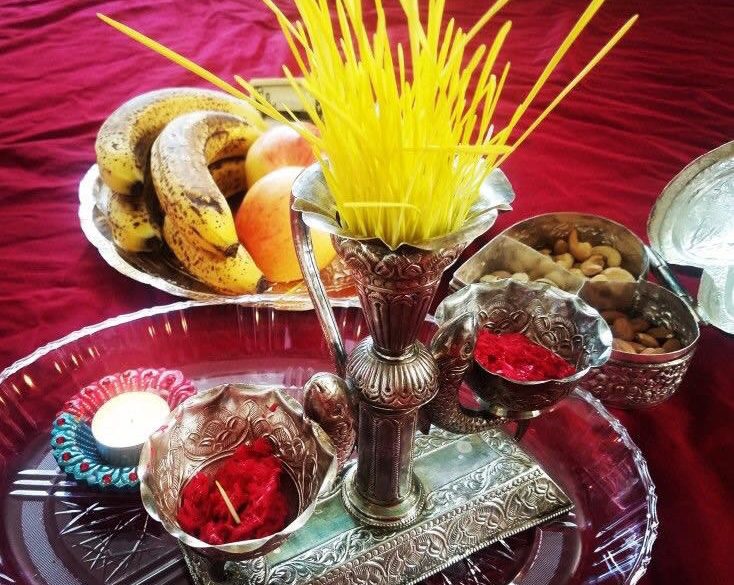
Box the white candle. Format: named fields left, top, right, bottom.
left=91, top=392, right=171, bottom=467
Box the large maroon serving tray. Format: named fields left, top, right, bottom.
left=0, top=300, right=656, bottom=585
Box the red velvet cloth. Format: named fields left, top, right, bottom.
left=0, top=0, right=732, bottom=582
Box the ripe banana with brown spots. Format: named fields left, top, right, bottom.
left=95, top=87, right=262, bottom=195
left=151, top=111, right=258, bottom=257
left=162, top=217, right=262, bottom=294
left=100, top=155, right=246, bottom=254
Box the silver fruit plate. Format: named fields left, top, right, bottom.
left=78, top=164, right=356, bottom=305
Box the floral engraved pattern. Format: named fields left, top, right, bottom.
left=140, top=385, right=336, bottom=556
left=206, top=428, right=573, bottom=585
left=582, top=350, right=695, bottom=408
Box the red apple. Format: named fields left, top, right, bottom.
left=235, top=166, right=335, bottom=283
left=245, top=123, right=318, bottom=188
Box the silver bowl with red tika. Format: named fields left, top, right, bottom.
left=436, top=281, right=613, bottom=419
left=138, top=383, right=337, bottom=581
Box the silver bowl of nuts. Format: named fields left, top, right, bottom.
left=578, top=280, right=700, bottom=408
left=451, top=213, right=649, bottom=292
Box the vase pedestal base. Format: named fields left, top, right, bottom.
left=341, top=466, right=425, bottom=529
left=180, top=427, right=573, bottom=585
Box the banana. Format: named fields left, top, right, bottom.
left=98, top=162, right=163, bottom=252
left=95, top=87, right=263, bottom=195
left=99, top=156, right=245, bottom=253
left=162, top=218, right=262, bottom=294
left=106, top=189, right=162, bottom=252
left=209, top=156, right=247, bottom=198
left=151, top=112, right=258, bottom=256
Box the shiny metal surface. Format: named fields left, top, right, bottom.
left=699, top=265, right=734, bottom=334
left=427, top=311, right=508, bottom=434
left=645, top=245, right=702, bottom=322
left=648, top=140, right=734, bottom=268
left=290, top=163, right=512, bottom=528
left=336, top=237, right=465, bottom=526
left=303, top=372, right=357, bottom=469
left=291, top=163, right=514, bottom=251
left=181, top=426, right=573, bottom=585
left=580, top=280, right=700, bottom=407
left=452, top=213, right=649, bottom=291
left=138, top=384, right=337, bottom=561
left=79, top=165, right=354, bottom=306
left=435, top=281, right=612, bottom=419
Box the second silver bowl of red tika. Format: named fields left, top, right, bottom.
left=436, top=281, right=613, bottom=419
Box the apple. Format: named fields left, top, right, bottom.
left=236, top=166, right=335, bottom=283
left=244, top=123, right=318, bottom=188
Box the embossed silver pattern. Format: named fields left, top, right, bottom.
left=180, top=426, right=573, bottom=585
left=303, top=372, right=357, bottom=469
left=648, top=140, right=734, bottom=269
left=427, top=311, right=508, bottom=433
left=580, top=280, right=700, bottom=408
left=434, top=281, right=612, bottom=419
left=291, top=163, right=513, bottom=527
left=335, top=237, right=459, bottom=522
left=138, top=384, right=337, bottom=561
left=334, top=237, right=464, bottom=355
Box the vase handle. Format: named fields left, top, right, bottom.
left=424, top=311, right=506, bottom=434
left=291, top=196, right=348, bottom=378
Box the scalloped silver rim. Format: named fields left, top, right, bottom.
left=0, top=298, right=656, bottom=584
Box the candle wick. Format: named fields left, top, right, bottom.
left=215, top=480, right=241, bottom=525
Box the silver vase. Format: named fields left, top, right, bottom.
left=291, top=163, right=514, bottom=527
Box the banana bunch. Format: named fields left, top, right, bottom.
left=151, top=111, right=263, bottom=294
left=95, top=87, right=261, bottom=253
left=96, top=87, right=262, bottom=195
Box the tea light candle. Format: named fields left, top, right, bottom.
left=91, top=392, right=171, bottom=467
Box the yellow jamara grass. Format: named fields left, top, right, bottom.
left=99, top=0, right=637, bottom=249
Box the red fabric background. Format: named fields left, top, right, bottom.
left=0, top=0, right=732, bottom=582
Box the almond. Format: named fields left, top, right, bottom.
left=613, top=338, right=638, bottom=353
left=601, top=310, right=626, bottom=323
left=641, top=347, right=666, bottom=355
left=612, top=317, right=635, bottom=341
left=648, top=326, right=674, bottom=339
left=629, top=317, right=650, bottom=333
left=662, top=338, right=683, bottom=352
left=636, top=332, right=660, bottom=347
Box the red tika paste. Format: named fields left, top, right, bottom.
left=177, top=438, right=289, bottom=545
left=474, top=330, right=575, bottom=382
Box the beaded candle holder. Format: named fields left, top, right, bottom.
left=51, top=367, right=196, bottom=489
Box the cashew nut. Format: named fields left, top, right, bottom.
left=491, top=270, right=512, bottom=278
left=569, top=267, right=585, bottom=277
left=602, top=267, right=635, bottom=282
left=539, top=248, right=552, bottom=256
left=589, top=273, right=609, bottom=282
left=480, top=274, right=500, bottom=283
left=580, top=254, right=604, bottom=276
left=590, top=245, right=622, bottom=267
left=568, top=229, right=592, bottom=262
left=553, top=253, right=574, bottom=269
left=553, top=239, right=569, bottom=255
left=510, top=272, right=530, bottom=282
